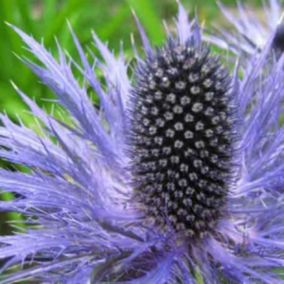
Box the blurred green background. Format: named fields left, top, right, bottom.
left=0, top=0, right=261, bottom=235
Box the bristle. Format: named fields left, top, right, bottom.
left=129, top=39, right=235, bottom=239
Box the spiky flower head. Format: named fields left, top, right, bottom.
left=1, top=3, right=284, bottom=284
left=130, top=38, right=235, bottom=239
left=207, top=0, right=284, bottom=56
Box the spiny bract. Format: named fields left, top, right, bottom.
left=0, top=3, right=284, bottom=284
left=206, top=0, right=284, bottom=56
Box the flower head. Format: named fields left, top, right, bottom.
left=207, top=0, right=284, bottom=55
left=1, top=3, right=284, bottom=284
left=130, top=36, right=235, bottom=239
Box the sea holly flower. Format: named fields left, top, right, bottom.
left=207, top=0, right=284, bottom=55
left=1, top=3, right=284, bottom=284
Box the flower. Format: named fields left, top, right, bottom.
left=1, top=3, right=284, bottom=284
left=206, top=0, right=284, bottom=55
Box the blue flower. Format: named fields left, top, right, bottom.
left=1, top=3, right=284, bottom=284
left=207, top=0, right=283, bottom=55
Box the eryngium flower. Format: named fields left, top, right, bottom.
left=1, top=4, right=284, bottom=284
left=130, top=40, right=235, bottom=239
left=207, top=0, right=284, bottom=55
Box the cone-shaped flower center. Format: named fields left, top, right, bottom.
left=130, top=40, right=235, bottom=239
left=273, top=23, right=284, bottom=52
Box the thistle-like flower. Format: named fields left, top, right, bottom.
left=1, top=4, right=284, bottom=284
left=207, top=0, right=284, bottom=55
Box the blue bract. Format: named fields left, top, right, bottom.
left=1, top=3, right=284, bottom=284
left=206, top=0, right=283, bottom=55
